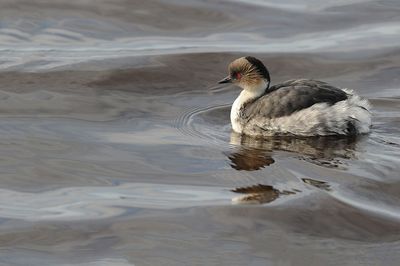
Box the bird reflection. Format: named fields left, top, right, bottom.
left=227, top=132, right=362, bottom=204
left=228, top=132, right=362, bottom=170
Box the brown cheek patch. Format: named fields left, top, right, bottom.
left=243, top=75, right=261, bottom=87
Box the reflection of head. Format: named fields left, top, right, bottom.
left=231, top=184, right=279, bottom=204
left=226, top=148, right=274, bottom=171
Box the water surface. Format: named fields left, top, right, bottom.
left=1, top=0, right=400, bottom=265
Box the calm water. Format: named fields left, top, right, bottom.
left=1, top=0, right=400, bottom=265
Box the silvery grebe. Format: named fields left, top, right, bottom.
left=218, top=56, right=371, bottom=137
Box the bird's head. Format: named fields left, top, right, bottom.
left=218, top=56, right=270, bottom=92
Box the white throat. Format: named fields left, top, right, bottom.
left=230, top=79, right=269, bottom=133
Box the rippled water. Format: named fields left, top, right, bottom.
left=1, top=0, right=400, bottom=265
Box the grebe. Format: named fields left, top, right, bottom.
left=218, top=56, right=371, bottom=137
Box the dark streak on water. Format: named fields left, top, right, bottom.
left=1, top=0, right=400, bottom=265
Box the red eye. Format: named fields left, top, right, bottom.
left=235, top=73, right=242, bottom=79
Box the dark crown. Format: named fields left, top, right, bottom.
left=245, top=56, right=271, bottom=82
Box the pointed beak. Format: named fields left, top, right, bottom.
left=218, top=75, right=232, bottom=84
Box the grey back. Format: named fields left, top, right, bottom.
left=243, top=79, right=348, bottom=119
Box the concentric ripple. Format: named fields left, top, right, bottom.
left=175, top=103, right=232, bottom=146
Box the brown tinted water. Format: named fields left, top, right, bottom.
left=1, top=1, right=400, bottom=265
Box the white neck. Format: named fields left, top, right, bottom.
left=230, top=79, right=269, bottom=133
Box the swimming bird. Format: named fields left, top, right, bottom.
left=218, top=56, right=371, bottom=137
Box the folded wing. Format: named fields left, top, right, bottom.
left=243, top=79, right=348, bottom=119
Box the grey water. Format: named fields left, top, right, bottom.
left=0, top=0, right=400, bottom=265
